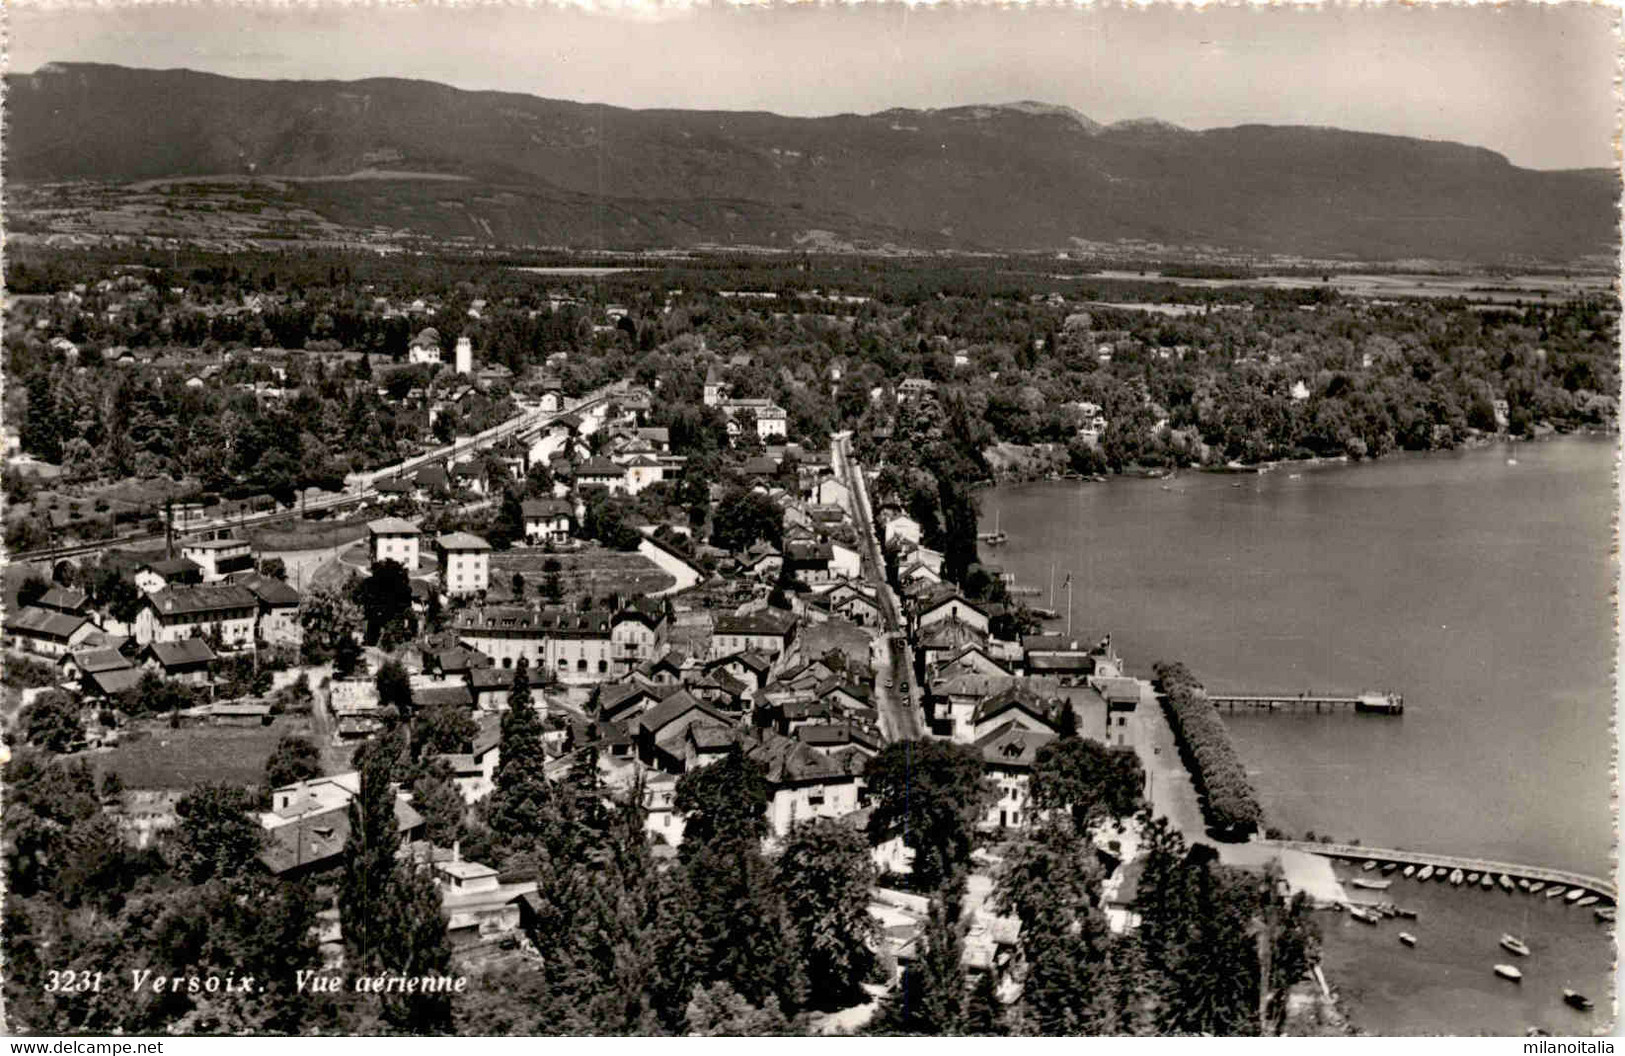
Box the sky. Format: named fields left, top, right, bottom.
left=9, top=1, right=1619, bottom=170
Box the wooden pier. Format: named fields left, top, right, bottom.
left=1260, top=840, right=1616, bottom=902
left=1206, top=690, right=1404, bottom=714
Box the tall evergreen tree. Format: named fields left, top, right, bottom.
left=488, top=660, right=554, bottom=848
left=863, top=739, right=991, bottom=891
left=673, top=744, right=769, bottom=860
left=777, top=819, right=879, bottom=1010
left=340, top=728, right=403, bottom=970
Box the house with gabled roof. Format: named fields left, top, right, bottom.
left=918, top=592, right=991, bottom=636
left=521, top=498, right=575, bottom=545
left=134, top=557, right=204, bottom=595
left=972, top=682, right=1063, bottom=743
left=134, top=585, right=258, bottom=648
left=635, top=690, right=734, bottom=772
left=975, top=722, right=1056, bottom=831
left=34, top=587, right=93, bottom=618
left=140, top=637, right=218, bottom=684
left=746, top=731, right=866, bottom=836
left=435, top=716, right=502, bottom=803
left=575, top=457, right=628, bottom=495
left=5, top=607, right=97, bottom=657
left=235, top=572, right=303, bottom=644
left=710, top=611, right=796, bottom=659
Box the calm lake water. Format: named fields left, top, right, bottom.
left=985, top=438, right=1618, bottom=1034
left=984, top=437, right=1616, bottom=877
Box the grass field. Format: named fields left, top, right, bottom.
left=248, top=520, right=372, bottom=552
left=492, top=546, right=674, bottom=599
left=93, top=717, right=318, bottom=790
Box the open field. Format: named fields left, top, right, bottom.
left=492, top=546, right=674, bottom=599
left=92, top=717, right=317, bottom=790
left=247, top=519, right=372, bottom=552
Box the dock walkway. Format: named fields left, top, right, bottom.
left=1258, top=840, right=1615, bottom=902
left=1207, top=691, right=1403, bottom=714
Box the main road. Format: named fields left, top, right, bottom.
left=832, top=432, right=923, bottom=742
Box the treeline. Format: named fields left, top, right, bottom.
left=1153, top=662, right=1264, bottom=839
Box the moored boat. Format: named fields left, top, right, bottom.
left=1566, top=888, right=1586, bottom=904
left=1593, top=907, right=1615, bottom=923
left=1348, top=906, right=1380, bottom=925
left=1393, top=907, right=1418, bottom=919
left=1499, top=875, right=1514, bottom=892
left=1577, top=895, right=1598, bottom=907
left=1564, top=990, right=1594, bottom=1012
left=1500, top=934, right=1531, bottom=957
left=1480, top=874, right=1494, bottom=889
left=1399, top=932, right=1417, bottom=947
left=1529, top=881, right=1546, bottom=894
left=1403, top=865, right=1416, bottom=879
left=1495, top=964, right=1523, bottom=982
left=1518, top=879, right=1532, bottom=892
left=1362, top=860, right=1378, bottom=872
left=1435, top=868, right=1450, bottom=882
left=1450, top=869, right=1465, bottom=885
left=1418, top=865, right=1435, bottom=881
left=1381, top=862, right=1398, bottom=875
left=1545, top=886, right=1567, bottom=900
left=1351, top=878, right=1392, bottom=891
left=1467, top=872, right=1481, bottom=884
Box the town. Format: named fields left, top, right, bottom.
left=5, top=236, right=1618, bottom=1036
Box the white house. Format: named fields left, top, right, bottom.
left=368, top=517, right=422, bottom=571
left=435, top=532, right=491, bottom=596
left=180, top=537, right=256, bottom=582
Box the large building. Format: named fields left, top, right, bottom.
left=435, top=532, right=491, bottom=596
left=710, top=611, right=797, bottom=659
left=134, top=585, right=259, bottom=647
left=368, top=517, right=422, bottom=571
left=180, top=537, right=256, bottom=582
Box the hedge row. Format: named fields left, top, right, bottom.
left=1153, top=661, right=1265, bottom=837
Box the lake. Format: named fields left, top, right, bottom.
left=982, top=437, right=1616, bottom=878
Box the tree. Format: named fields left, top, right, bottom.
left=1030, top=737, right=1145, bottom=835
left=340, top=728, right=403, bottom=970
left=542, top=558, right=565, bottom=603
left=296, top=582, right=362, bottom=666
left=374, top=864, right=456, bottom=1033
left=258, top=557, right=289, bottom=581
left=869, top=885, right=966, bottom=1035
left=511, top=571, right=526, bottom=600
left=359, top=560, right=415, bottom=648
left=488, top=662, right=553, bottom=846
left=863, top=739, right=991, bottom=891
left=710, top=487, right=784, bottom=553
left=17, top=574, right=51, bottom=610
left=777, top=819, right=879, bottom=1010
left=488, top=487, right=525, bottom=551
left=673, top=745, right=769, bottom=859
left=685, top=982, right=792, bottom=1037
left=174, top=785, right=263, bottom=884
left=415, top=702, right=477, bottom=758
left=264, top=733, right=322, bottom=789
left=21, top=692, right=84, bottom=754
left=411, top=759, right=467, bottom=847
left=375, top=658, right=415, bottom=727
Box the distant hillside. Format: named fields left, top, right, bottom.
left=7, top=62, right=1617, bottom=261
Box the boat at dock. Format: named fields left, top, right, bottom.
left=1399, top=932, right=1418, bottom=947
left=1467, top=872, right=1481, bottom=884
left=1351, top=878, right=1392, bottom=891
left=1450, top=869, right=1466, bottom=885
left=1518, top=879, right=1532, bottom=892
left=1403, top=865, right=1416, bottom=879
left=1495, top=964, right=1524, bottom=983
left=1500, top=934, right=1531, bottom=957
left=1565, top=888, right=1586, bottom=904
left=1499, top=875, right=1514, bottom=892
left=1479, top=874, right=1494, bottom=889
left=1593, top=907, right=1615, bottom=923
left=977, top=511, right=1008, bottom=545
left=1529, top=882, right=1545, bottom=894
left=1545, top=886, right=1567, bottom=900
left=1362, top=860, right=1378, bottom=872
left=1577, top=895, right=1598, bottom=908
left=1348, top=906, right=1380, bottom=925
left=1418, top=866, right=1435, bottom=881
left=1393, top=907, right=1418, bottom=919
left=1563, top=990, right=1594, bottom=1012
left=1381, top=862, right=1399, bottom=875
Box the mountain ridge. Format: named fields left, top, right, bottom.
left=7, top=62, right=1617, bottom=261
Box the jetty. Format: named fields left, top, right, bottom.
left=1260, top=840, right=1616, bottom=903
left=1207, top=690, right=1404, bottom=714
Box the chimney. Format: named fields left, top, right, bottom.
left=452, top=839, right=460, bottom=863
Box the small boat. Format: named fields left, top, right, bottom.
left=1518, top=879, right=1532, bottom=892
left=1351, top=878, right=1392, bottom=891
left=1566, top=888, right=1586, bottom=904
left=1564, top=990, right=1594, bottom=1012
left=1545, top=886, right=1568, bottom=900
left=1393, top=907, right=1419, bottom=920
left=1500, top=934, right=1531, bottom=957
left=1593, top=907, right=1615, bottom=924
left=1495, top=964, right=1524, bottom=983
left=1577, top=895, right=1598, bottom=907
left=1529, top=881, right=1546, bottom=894
left=1467, top=872, right=1481, bottom=884
left=1436, top=868, right=1450, bottom=882
left=1499, top=875, right=1514, bottom=892
left=1230, top=482, right=1242, bottom=488
left=1506, top=458, right=1519, bottom=466
left=1418, top=865, right=1435, bottom=881
left=1362, top=860, right=1378, bottom=872
left=1403, top=865, right=1416, bottom=879
left=1450, top=869, right=1466, bottom=885
left=1399, top=932, right=1417, bottom=947
left=1381, top=862, right=1399, bottom=875
left=1480, top=874, right=1495, bottom=890
left=1348, top=907, right=1380, bottom=925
